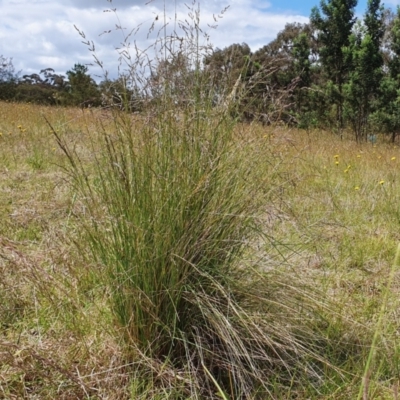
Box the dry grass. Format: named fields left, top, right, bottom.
left=0, top=103, right=132, bottom=399
left=1, top=101, right=400, bottom=398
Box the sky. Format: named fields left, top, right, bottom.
left=1, top=0, right=399, bottom=82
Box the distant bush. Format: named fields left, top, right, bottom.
left=13, top=83, right=59, bottom=105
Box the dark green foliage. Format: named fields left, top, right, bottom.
left=291, top=33, right=314, bottom=127
left=310, top=0, right=357, bottom=79
left=388, top=7, right=400, bottom=80
left=13, top=82, right=59, bottom=105
left=293, top=33, right=311, bottom=89
left=344, top=0, right=384, bottom=141
left=370, top=76, right=400, bottom=142
left=0, top=81, right=18, bottom=101
left=0, top=61, right=100, bottom=106
left=310, top=0, right=358, bottom=133
left=65, top=63, right=101, bottom=107
left=345, top=0, right=384, bottom=141
left=371, top=6, right=400, bottom=141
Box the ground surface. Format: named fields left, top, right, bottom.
left=1, top=101, right=400, bottom=398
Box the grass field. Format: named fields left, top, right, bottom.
left=1, top=100, right=400, bottom=399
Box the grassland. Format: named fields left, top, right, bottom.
left=1, top=100, right=400, bottom=399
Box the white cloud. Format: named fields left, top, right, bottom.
left=0, top=0, right=308, bottom=81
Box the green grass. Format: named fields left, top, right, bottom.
left=48, top=92, right=343, bottom=397
left=1, top=101, right=400, bottom=398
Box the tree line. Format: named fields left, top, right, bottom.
left=203, top=0, right=400, bottom=142
left=0, top=60, right=136, bottom=110
left=1, top=0, right=400, bottom=141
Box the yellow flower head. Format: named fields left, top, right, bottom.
left=334, top=154, right=339, bottom=159
left=354, top=186, right=360, bottom=191
left=357, top=155, right=361, bottom=158
left=391, top=157, right=396, bottom=161
left=335, top=161, right=339, bottom=166
left=379, top=180, right=385, bottom=185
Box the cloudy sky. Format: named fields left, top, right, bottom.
left=1, top=0, right=398, bottom=81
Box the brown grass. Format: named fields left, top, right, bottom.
left=1, top=101, right=400, bottom=398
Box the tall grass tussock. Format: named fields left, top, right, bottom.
left=48, top=2, right=355, bottom=398
left=1, top=1, right=400, bottom=399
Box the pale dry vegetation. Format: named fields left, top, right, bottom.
left=0, top=100, right=400, bottom=399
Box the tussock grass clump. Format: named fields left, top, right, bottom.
left=3, top=2, right=400, bottom=398
left=49, top=85, right=345, bottom=398
left=44, top=3, right=367, bottom=398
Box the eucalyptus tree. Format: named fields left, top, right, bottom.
left=310, top=0, right=357, bottom=134
left=249, top=22, right=312, bottom=123
left=204, top=43, right=252, bottom=108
